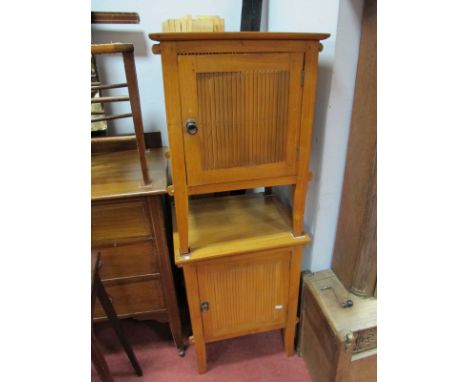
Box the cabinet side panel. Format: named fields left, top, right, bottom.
left=160, top=43, right=190, bottom=254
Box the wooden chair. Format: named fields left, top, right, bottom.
left=91, top=251, right=143, bottom=381
left=91, top=43, right=151, bottom=186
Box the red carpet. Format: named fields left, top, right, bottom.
left=92, top=319, right=312, bottom=381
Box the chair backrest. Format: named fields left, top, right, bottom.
left=91, top=43, right=150, bottom=186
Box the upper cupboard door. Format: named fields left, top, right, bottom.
left=177, top=53, right=304, bottom=186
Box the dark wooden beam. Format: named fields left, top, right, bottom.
left=240, top=0, right=263, bottom=31
left=91, top=12, right=140, bottom=24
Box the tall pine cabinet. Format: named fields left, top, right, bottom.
left=150, top=32, right=329, bottom=373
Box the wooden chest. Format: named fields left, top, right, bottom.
left=299, top=270, right=377, bottom=382
left=172, top=193, right=310, bottom=373
left=149, top=32, right=329, bottom=255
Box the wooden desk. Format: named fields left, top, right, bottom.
left=92, top=148, right=167, bottom=200
left=92, top=146, right=184, bottom=355
left=173, top=193, right=310, bottom=373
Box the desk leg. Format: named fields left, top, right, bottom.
left=183, top=265, right=207, bottom=373
left=148, top=196, right=185, bottom=356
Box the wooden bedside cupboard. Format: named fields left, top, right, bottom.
left=150, top=32, right=329, bottom=255
left=172, top=193, right=311, bottom=373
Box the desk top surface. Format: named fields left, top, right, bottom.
left=91, top=148, right=167, bottom=201
left=173, top=193, right=310, bottom=265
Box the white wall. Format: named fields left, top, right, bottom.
left=92, top=0, right=364, bottom=272
left=269, top=0, right=364, bottom=271
left=91, top=0, right=243, bottom=145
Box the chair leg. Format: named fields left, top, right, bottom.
left=92, top=331, right=114, bottom=382
left=95, top=277, right=143, bottom=377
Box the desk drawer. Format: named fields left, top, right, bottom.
left=93, top=277, right=166, bottom=319
left=92, top=199, right=152, bottom=245
left=96, top=241, right=160, bottom=280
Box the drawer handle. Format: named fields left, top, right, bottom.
left=185, top=119, right=198, bottom=135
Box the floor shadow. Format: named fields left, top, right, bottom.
left=94, top=319, right=175, bottom=352
left=206, top=330, right=285, bottom=369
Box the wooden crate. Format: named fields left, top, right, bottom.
left=298, top=270, right=377, bottom=382
left=162, top=15, right=224, bottom=32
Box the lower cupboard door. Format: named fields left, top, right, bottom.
left=196, top=249, right=291, bottom=341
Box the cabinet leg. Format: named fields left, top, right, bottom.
left=194, top=336, right=207, bottom=374
left=292, top=183, right=306, bottom=236
left=183, top=265, right=208, bottom=373
left=283, top=324, right=296, bottom=356
left=174, top=189, right=190, bottom=255
left=284, top=247, right=303, bottom=356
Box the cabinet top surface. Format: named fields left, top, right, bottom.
left=173, top=193, right=310, bottom=265
left=92, top=148, right=167, bottom=201
left=149, top=32, right=330, bottom=42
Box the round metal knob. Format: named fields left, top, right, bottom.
left=185, top=119, right=198, bottom=135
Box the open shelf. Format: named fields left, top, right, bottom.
left=172, top=193, right=311, bottom=264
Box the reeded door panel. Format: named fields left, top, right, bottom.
left=178, top=53, right=304, bottom=186
left=196, top=250, right=291, bottom=341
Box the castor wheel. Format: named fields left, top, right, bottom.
left=178, top=348, right=186, bottom=357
